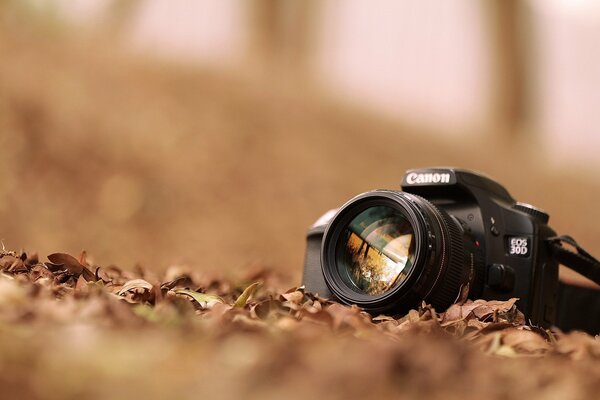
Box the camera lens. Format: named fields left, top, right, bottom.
left=336, top=205, right=416, bottom=296
left=321, top=190, right=477, bottom=315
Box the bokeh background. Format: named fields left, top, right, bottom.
left=2, top=0, right=600, bottom=282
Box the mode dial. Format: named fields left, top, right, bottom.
left=514, top=202, right=550, bottom=224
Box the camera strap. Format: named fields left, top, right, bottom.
left=548, top=235, right=600, bottom=286
left=547, top=235, right=600, bottom=333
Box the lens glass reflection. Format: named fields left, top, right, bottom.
left=336, top=205, right=416, bottom=295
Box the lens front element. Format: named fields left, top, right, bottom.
left=336, top=206, right=416, bottom=296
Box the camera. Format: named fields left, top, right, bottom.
left=302, top=167, right=559, bottom=327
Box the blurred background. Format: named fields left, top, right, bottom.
left=1, top=0, right=600, bottom=282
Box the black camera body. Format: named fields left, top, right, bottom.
left=303, top=167, right=559, bottom=327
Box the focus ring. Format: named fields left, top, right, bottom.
left=422, top=203, right=469, bottom=311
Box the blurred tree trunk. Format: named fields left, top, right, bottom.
left=485, top=0, right=526, bottom=138
left=103, top=0, right=143, bottom=38
left=247, top=0, right=319, bottom=74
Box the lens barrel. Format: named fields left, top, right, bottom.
left=321, top=190, right=475, bottom=315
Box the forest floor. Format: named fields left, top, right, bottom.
left=1, top=249, right=599, bottom=400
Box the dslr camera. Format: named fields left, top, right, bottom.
left=302, top=168, right=559, bottom=327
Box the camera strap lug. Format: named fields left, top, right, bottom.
left=547, top=235, right=600, bottom=333
left=547, top=235, right=600, bottom=286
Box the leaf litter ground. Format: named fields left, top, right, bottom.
left=1, top=250, right=600, bottom=400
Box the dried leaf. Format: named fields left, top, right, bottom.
left=501, top=328, right=551, bottom=353
left=44, top=262, right=65, bottom=273
left=441, top=298, right=519, bottom=324
left=234, top=282, right=261, bottom=308
left=47, top=253, right=95, bottom=281
left=117, top=279, right=153, bottom=295
left=280, top=289, right=304, bottom=304
left=75, top=275, right=88, bottom=293
left=172, top=288, right=224, bottom=307
left=251, top=299, right=288, bottom=319
left=8, top=259, right=27, bottom=273
left=160, top=275, right=194, bottom=291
